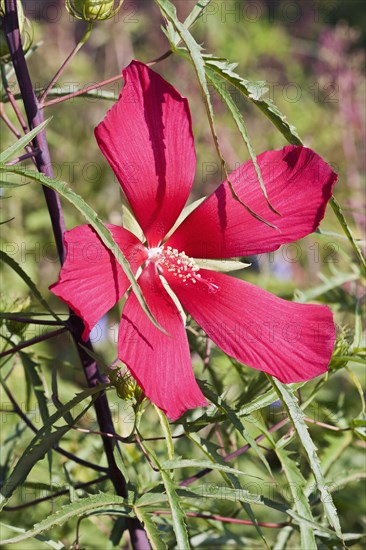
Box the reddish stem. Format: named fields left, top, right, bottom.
left=154, top=510, right=289, bottom=528
left=41, top=73, right=124, bottom=109
left=40, top=49, right=173, bottom=110
left=38, top=22, right=93, bottom=104
left=180, top=418, right=289, bottom=486
left=0, top=102, right=22, bottom=137
left=5, top=149, right=39, bottom=165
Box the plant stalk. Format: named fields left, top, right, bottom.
left=3, top=3, right=150, bottom=547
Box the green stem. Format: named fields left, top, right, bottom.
left=330, top=195, right=366, bottom=276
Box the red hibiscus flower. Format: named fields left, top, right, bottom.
left=51, top=60, right=337, bottom=420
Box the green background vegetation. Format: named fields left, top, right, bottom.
left=0, top=1, right=365, bottom=548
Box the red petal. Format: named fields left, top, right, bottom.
left=95, top=60, right=196, bottom=247
left=167, top=270, right=335, bottom=383
left=118, top=264, right=208, bottom=420
left=50, top=225, right=147, bottom=341
left=167, top=146, right=337, bottom=258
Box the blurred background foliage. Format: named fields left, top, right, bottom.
left=0, top=0, right=365, bottom=548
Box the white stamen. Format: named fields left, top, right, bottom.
left=147, top=245, right=219, bottom=292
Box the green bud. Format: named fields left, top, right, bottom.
left=65, top=0, right=123, bottom=22
left=4, top=296, right=31, bottom=336
left=330, top=327, right=351, bottom=370
left=109, top=368, right=142, bottom=403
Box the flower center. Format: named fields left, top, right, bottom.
left=148, top=246, right=200, bottom=284
left=147, top=246, right=219, bottom=292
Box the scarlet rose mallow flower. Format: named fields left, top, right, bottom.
left=51, top=60, right=337, bottom=420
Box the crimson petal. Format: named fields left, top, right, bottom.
left=50, top=225, right=147, bottom=341
left=167, top=146, right=337, bottom=258
left=167, top=270, right=336, bottom=383
left=95, top=60, right=196, bottom=247
left=118, top=264, right=208, bottom=420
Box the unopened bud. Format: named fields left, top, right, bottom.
left=65, top=0, right=123, bottom=22
left=330, top=328, right=351, bottom=370
left=4, top=296, right=31, bottom=336
left=109, top=367, right=142, bottom=403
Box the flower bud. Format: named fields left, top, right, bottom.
left=109, top=367, right=142, bottom=403
left=4, top=296, right=31, bottom=336
left=0, top=0, right=25, bottom=60
left=330, top=328, right=351, bottom=370
left=65, top=0, right=123, bottom=22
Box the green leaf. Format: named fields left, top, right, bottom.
left=161, top=458, right=260, bottom=479
left=352, top=299, right=363, bottom=351
left=136, top=487, right=170, bottom=508
left=185, top=486, right=339, bottom=540
left=0, top=118, right=51, bottom=163
left=270, top=379, right=344, bottom=542
left=182, top=0, right=212, bottom=33
left=187, top=485, right=286, bottom=513
left=165, top=196, right=206, bottom=240
left=160, top=470, right=191, bottom=549
left=237, top=384, right=306, bottom=417
left=185, top=384, right=302, bottom=429
left=0, top=384, right=108, bottom=508
left=352, top=415, right=366, bottom=442
left=136, top=436, right=190, bottom=548
left=0, top=176, right=29, bottom=188
left=199, top=385, right=273, bottom=476
left=156, top=0, right=276, bottom=229
left=330, top=195, right=366, bottom=277
left=19, top=352, right=53, bottom=483
left=155, top=0, right=213, bottom=133
left=0, top=249, right=60, bottom=320
left=275, top=446, right=317, bottom=549
left=162, top=0, right=212, bottom=51
left=0, top=165, right=166, bottom=335
left=0, top=494, right=130, bottom=545
left=347, top=365, right=366, bottom=416
left=205, top=66, right=278, bottom=214
left=134, top=507, right=167, bottom=550
left=184, top=421, right=270, bottom=549
left=203, top=55, right=303, bottom=146
left=121, top=203, right=145, bottom=241
left=154, top=405, right=174, bottom=461
left=195, top=258, right=251, bottom=272
left=19, top=352, right=50, bottom=423
left=0, top=522, right=64, bottom=549
left=294, top=271, right=359, bottom=303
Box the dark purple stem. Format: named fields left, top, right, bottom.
left=0, top=327, right=68, bottom=358
left=4, top=475, right=110, bottom=511
left=3, top=2, right=66, bottom=263
left=0, top=376, right=108, bottom=473
left=3, top=3, right=149, bottom=547
left=0, top=315, right=65, bottom=326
